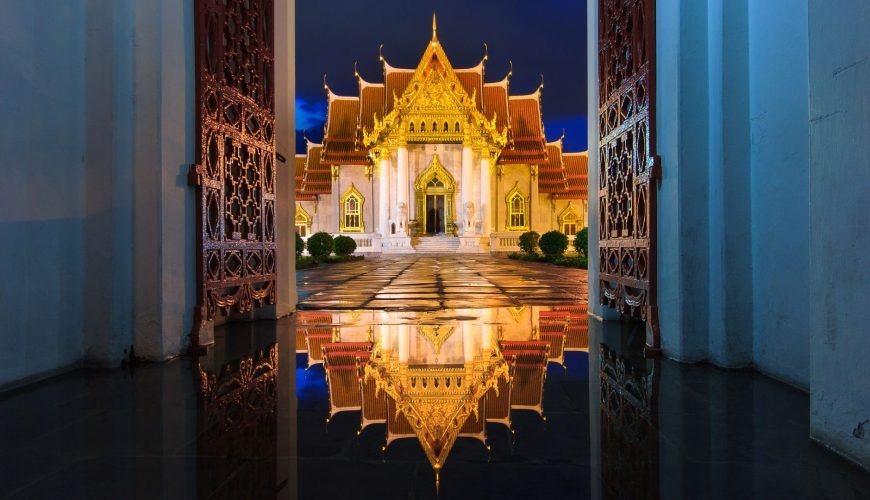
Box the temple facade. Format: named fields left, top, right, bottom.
left=295, top=16, right=587, bottom=253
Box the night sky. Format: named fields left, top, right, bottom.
left=295, top=0, right=588, bottom=154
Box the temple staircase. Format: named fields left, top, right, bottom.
left=412, top=236, right=461, bottom=253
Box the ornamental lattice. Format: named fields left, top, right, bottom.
left=190, top=0, right=276, bottom=345
left=598, top=0, right=660, bottom=348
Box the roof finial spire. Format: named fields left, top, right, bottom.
left=378, top=44, right=384, bottom=62
left=538, top=74, right=545, bottom=93
left=483, top=43, right=489, bottom=62
left=432, top=12, right=438, bottom=40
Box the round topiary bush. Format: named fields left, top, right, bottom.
left=574, top=227, right=588, bottom=258
left=518, top=231, right=540, bottom=255
left=306, top=231, right=334, bottom=260
left=333, top=235, right=357, bottom=256
left=539, top=230, right=569, bottom=260
left=295, top=232, right=305, bottom=257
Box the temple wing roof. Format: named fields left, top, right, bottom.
left=358, top=79, right=385, bottom=136
left=384, top=62, right=415, bottom=114
left=295, top=154, right=317, bottom=201
left=559, top=152, right=589, bottom=200
left=483, top=77, right=510, bottom=132
left=502, top=91, right=547, bottom=164
left=539, top=139, right=569, bottom=194
left=301, top=143, right=331, bottom=195
left=455, top=61, right=484, bottom=112
left=322, top=91, right=367, bottom=165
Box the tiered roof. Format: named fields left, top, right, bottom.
left=295, top=15, right=586, bottom=201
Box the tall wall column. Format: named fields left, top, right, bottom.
left=378, top=150, right=391, bottom=236
left=461, top=145, right=473, bottom=233
left=530, top=165, right=540, bottom=231
left=479, top=153, right=492, bottom=235
left=396, top=145, right=409, bottom=234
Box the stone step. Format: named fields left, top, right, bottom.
left=412, top=237, right=461, bottom=253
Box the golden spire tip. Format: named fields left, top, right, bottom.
left=432, top=12, right=437, bottom=40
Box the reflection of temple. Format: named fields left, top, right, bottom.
left=295, top=306, right=588, bottom=486
left=295, top=16, right=587, bottom=253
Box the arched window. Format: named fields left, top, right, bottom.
left=295, top=203, right=313, bottom=237
left=340, top=184, right=365, bottom=232
left=505, top=185, right=528, bottom=232
left=409, top=122, right=415, bottom=133
left=558, top=203, right=581, bottom=236
left=444, top=121, right=449, bottom=133
left=432, top=121, right=438, bottom=132
left=420, top=121, right=426, bottom=133
left=454, top=121, right=460, bottom=133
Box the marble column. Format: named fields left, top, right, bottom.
left=461, top=146, right=473, bottom=233
left=396, top=145, right=409, bottom=234
left=398, top=324, right=410, bottom=363
left=378, top=153, right=391, bottom=236
left=530, top=165, right=540, bottom=231
left=479, top=154, right=492, bottom=235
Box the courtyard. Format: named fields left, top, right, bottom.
left=296, top=255, right=587, bottom=310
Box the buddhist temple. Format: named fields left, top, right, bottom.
left=295, top=15, right=588, bottom=253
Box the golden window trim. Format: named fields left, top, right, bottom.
left=505, top=183, right=529, bottom=232
left=557, top=202, right=581, bottom=235
left=414, top=154, right=457, bottom=235
left=340, top=183, right=365, bottom=233
left=295, top=203, right=313, bottom=236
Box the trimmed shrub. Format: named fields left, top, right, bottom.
left=574, top=227, right=588, bottom=258
left=295, top=232, right=305, bottom=257
left=306, top=231, right=334, bottom=260
left=333, top=235, right=357, bottom=256
left=539, top=230, right=569, bottom=260
left=518, top=231, right=540, bottom=255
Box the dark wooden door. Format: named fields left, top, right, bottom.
left=598, top=0, right=661, bottom=350
left=426, top=195, right=445, bottom=234
left=190, top=0, right=276, bottom=346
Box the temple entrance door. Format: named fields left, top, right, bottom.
left=425, top=195, right=446, bottom=234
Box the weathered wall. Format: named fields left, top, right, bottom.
left=748, top=0, right=810, bottom=388
left=0, top=1, right=88, bottom=387
left=807, top=0, right=870, bottom=469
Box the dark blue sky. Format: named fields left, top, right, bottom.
left=295, top=0, right=587, bottom=153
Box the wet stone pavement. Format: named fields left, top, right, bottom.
left=297, top=255, right=587, bottom=310
left=0, top=256, right=868, bottom=499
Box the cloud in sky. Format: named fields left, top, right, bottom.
left=295, top=97, right=327, bottom=132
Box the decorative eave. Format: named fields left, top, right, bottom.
left=362, top=18, right=506, bottom=152
left=301, top=142, right=331, bottom=195
left=556, top=151, right=589, bottom=200
left=501, top=88, right=547, bottom=164
left=322, top=86, right=368, bottom=165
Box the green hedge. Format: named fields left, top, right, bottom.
left=574, top=227, right=588, bottom=258
left=539, top=230, right=569, bottom=259
left=306, top=231, right=334, bottom=260
left=333, top=235, right=357, bottom=256
left=295, top=232, right=305, bottom=257
left=518, top=231, right=540, bottom=255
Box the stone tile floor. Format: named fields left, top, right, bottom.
left=297, top=255, right=587, bottom=310
left=0, top=256, right=868, bottom=499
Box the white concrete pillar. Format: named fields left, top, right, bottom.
left=397, top=145, right=409, bottom=234
left=378, top=153, right=391, bottom=236
left=398, top=324, right=410, bottom=363
left=530, top=166, right=540, bottom=231
left=479, top=154, right=492, bottom=235
left=461, top=146, right=473, bottom=233
left=463, top=324, right=476, bottom=363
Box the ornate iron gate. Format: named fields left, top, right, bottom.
left=190, top=0, right=276, bottom=346
left=598, top=0, right=660, bottom=349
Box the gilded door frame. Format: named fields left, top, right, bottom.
left=414, top=154, right=456, bottom=236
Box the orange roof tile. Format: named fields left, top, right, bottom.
left=384, top=64, right=414, bottom=114
left=358, top=81, right=385, bottom=135
left=301, top=144, right=332, bottom=195
left=539, top=141, right=569, bottom=194
left=483, top=79, right=510, bottom=132
left=322, top=93, right=367, bottom=164
left=502, top=93, right=547, bottom=164
left=455, top=65, right=483, bottom=111
left=560, top=152, right=588, bottom=200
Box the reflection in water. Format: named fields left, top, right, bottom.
left=196, top=343, right=279, bottom=499
left=297, top=305, right=589, bottom=490
left=599, top=339, right=660, bottom=500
